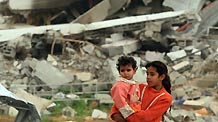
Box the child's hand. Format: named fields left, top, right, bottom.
left=112, top=113, right=126, bottom=122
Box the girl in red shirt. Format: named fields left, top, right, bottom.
left=111, top=61, right=172, bottom=122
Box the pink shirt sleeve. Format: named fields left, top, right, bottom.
left=111, top=81, right=131, bottom=109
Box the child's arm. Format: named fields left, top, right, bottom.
left=111, top=82, right=134, bottom=118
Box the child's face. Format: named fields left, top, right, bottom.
left=146, top=66, right=165, bottom=88
left=119, top=64, right=136, bottom=80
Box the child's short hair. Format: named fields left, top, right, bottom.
left=116, top=56, right=137, bottom=71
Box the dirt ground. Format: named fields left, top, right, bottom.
left=0, top=115, right=15, bottom=122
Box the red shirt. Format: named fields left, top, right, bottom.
left=110, top=84, right=172, bottom=122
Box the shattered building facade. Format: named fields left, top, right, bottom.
left=0, top=0, right=218, bottom=122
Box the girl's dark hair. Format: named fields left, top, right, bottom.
left=116, top=56, right=137, bottom=71
left=145, top=61, right=171, bottom=94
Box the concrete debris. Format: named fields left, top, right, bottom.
left=102, top=39, right=140, bottom=57
left=163, top=0, right=206, bottom=12
left=0, top=84, right=41, bottom=122
left=62, top=106, right=77, bottom=117
left=170, top=109, right=196, bottom=121
left=82, top=44, right=95, bottom=55
left=74, top=72, right=92, bottom=82
left=12, top=88, right=53, bottom=114
left=66, top=94, right=80, bottom=100
left=91, top=109, right=107, bottom=119
left=182, top=0, right=218, bottom=37
left=8, top=0, right=77, bottom=10
left=209, top=102, right=218, bottom=116
left=53, top=92, right=65, bottom=100
left=0, top=10, right=187, bottom=42
left=172, top=60, right=191, bottom=73
left=169, top=71, right=187, bottom=85
left=144, top=51, right=165, bottom=62
left=34, top=60, right=74, bottom=89
left=167, top=50, right=187, bottom=61
left=183, top=96, right=214, bottom=107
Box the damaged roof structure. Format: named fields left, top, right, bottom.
left=0, top=84, right=41, bottom=122
left=0, top=0, right=218, bottom=122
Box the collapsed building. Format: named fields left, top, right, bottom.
left=0, top=0, right=218, bottom=122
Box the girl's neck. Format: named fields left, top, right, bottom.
left=153, top=84, right=162, bottom=91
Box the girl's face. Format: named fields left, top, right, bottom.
left=119, top=64, right=136, bottom=80
left=146, top=66, right=165, bottom=88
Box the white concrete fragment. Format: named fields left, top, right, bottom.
left=145, top=51, right=165, bottom=62
left=167, top=50, right=187, bottom=61
left=163, top=0, right=205, bottom=12
left=102, top=39, right=140, bottom=57
left=47, top=54, right=58, bottom=66
left=13, top=88, right=53, bottom=114
left=172, top=61, right=190, bottom=71
left=0, top=10, right=187, bottom=42
left=9, top=0, right=76, bottom=10
left=183, top=96, right=214, bottom=107
left=34, top=60, right=73, bottom=88
left=91, top=109, right=107, bottom=119
left=82, top=45, right=95, bottom=54
left=75, top=72, right=92, bottom=81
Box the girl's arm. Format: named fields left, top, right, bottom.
left=127, top=96, right=172, bottom=122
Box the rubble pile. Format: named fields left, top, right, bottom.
left=0, top=0, right=218, bottom=122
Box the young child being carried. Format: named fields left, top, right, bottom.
left=110, top=56, right=141, bottom=119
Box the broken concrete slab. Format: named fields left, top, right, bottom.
left=163, top=0, right=205, bottom=12
left=0, top=84, right=41, bottom=122
left=209, top=102, right=218, bottom=116
left=76, top=72, right=92, bottom=81
left=82, top=45, right=95, bottom=54
left=144, top=51, right=165, bottom=62
left=62, top=106, right=77, bottom=117
left=197, top=74, right=218, bottom=88
left=9, top=0, right=77, bottom=10
left=12, top=88, right=53, bottom=114
left=73, top=0, right=111, bottom=24
left=102, top=39, right=140, bottom=57
left=169, top=71, right=187, bottom=85
left=91, top=109, right=107, bottom=119
left=34, top=60, right=74, bottom=89
left=82, top=79, right=98, bottom=93
left=167, top=50, right=187, bottom=61
left=47, top=54, right=58, bottom=66
left=172, top=61, right=191, bottom=73
left=172, top=87, right=186, bottom=99
left=170, top=109, right=196, bottom=121
left=182, top=0, right=218, bottom=37
left=183, top=96, right=214, bottom=108
left=0, top=10, right=187, bottom=42
left=53, top=92, right=65, bottom=100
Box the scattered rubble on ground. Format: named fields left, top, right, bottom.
left=0, top=0, right=218, bottom=122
